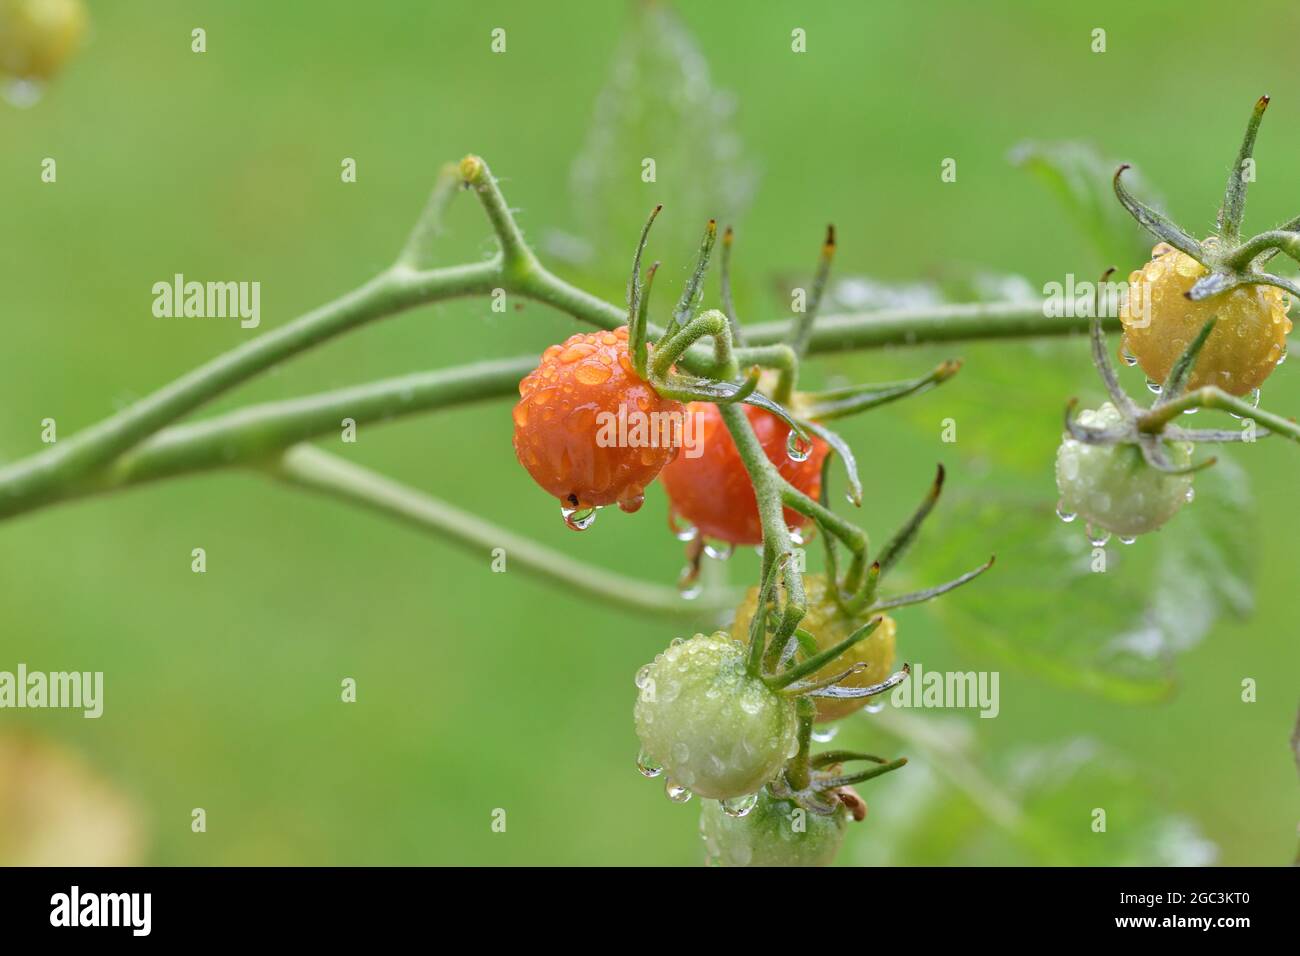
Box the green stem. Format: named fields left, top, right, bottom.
left=738, top=344, right=798, bottom=406
left=459, top=155, right=539, bottom=275
left=781, top=483, right=869, bottom=593
left=1138, top=386, right=1300, bottom=441
left=271, top=444, right=735, bottom=621
left=0, top=263, right=498, bottom=520
left=716, top=403, right=806, bottom=673
left=784, top=697, right=816, bottom=792
left=105, top=357, right=533, bottom=491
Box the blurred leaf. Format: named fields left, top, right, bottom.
left=849, top=715, right=1217, bottom=866
left=809, top=267, right=1084, bottom=478
left=550, top=1, right=757, bottom=286
left=1009, top=140, right=1160, bottom=268
left=791, top=268, right=1038, bottom=315
left=912, top=455, right=1254, bottom=702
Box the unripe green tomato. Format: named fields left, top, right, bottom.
left=0, top=0, right=86, bottom=81
left=1055, top=403, right=1193, bottom=537
left=634, top=632, right=796, bottom=800
left=699, top=787, right=848, bottom=867
left=732, top=573, right=896, bottom=722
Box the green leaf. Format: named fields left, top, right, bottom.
left=909, top=456, right=1254, bottom=702
left=1009, top=141, right=1160, bottom=267
left=846, top=717, right=1218, bottom=866
left=554, top=2, right=757, bottom=283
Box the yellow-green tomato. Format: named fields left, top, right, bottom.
left=700, top=787, right=849, bottom=867
left=634, top=632, right=796, bottom=800
left=732, top=574, right=897, bottom=722
left=1055, top=403, right=1193, bottom=537
left=0, top=0, right=86, bottom=82
left=1121, top=242, right=1290, bottom=397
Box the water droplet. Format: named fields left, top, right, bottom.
left=1120, top=346, right=1138, bottom=367
left=1118, top=535, right=1136, bottom=545
left=1086, top=524, right=1111, bottom=547
left=3, top=79, right=45, bottom=109
left=668, top=510, right=698, bottom=542
left=664, top=779, right=693, bottom=803
left=703, top=539, right=733, bottom=561
left=678, top=578, right=702, bottom=600
left=1145, top=379, right=1162, bottom=395
left=1248, top=387, right=1261, bottom=408
left=786, top=430, right=813, bottom=462
left=863, top=700, right=886, bottom=715
left=721, top=793, right=759, bottom=818
left=637, top=750, right=663, bottom=778
left=561, top=504, right=598, bottom=531
left=1183, top=406, right=1199, bottom=415
left=634, top=665, right=653, bottom=689
left=788, top=526, right=804, bottom=546
left=1055, top=500, right=1077, bottom=523
left=617, top=492, right=645, bottom=514
left=811, top=725, right=839, bottom=743
left=1185, top=487, right=1195, bottom=503
left=1277, top=348, right=1288, bottom=367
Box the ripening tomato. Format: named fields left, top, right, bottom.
left=659, top=403, right=829, bottom=545
left=1120, top=242, right=1291, bottom=396
left=512, top=326, right=683, bottom=517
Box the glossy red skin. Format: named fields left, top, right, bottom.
left=660, top=403, right=829, bottom=545
left=512, top=326, right=684, bottom=512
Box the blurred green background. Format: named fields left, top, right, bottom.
left=1, top=0, right=1297, bottom=865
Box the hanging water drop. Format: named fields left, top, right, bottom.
left=3, top=79, right=44, bottom=109
left=678, top=578, right=702, bottom=600
left=703, top=540, right=733, bottom=561
left=788, top=526, right=804, bottom=546
left=786, top=429, right=813, bottom=462
left=721, top=793, right=758, bottom=818
left=1055, top=500, right=1077, bottom=523
left=1118, top=534, right=1136, bottom=545
left=1185, top=486, right=1195, bottom=503
left=1120, top=345, right=1138, bottom=367
left=561, top=504, right=598, bottom=531
left=1086, top=524, right=1110, bottom=547
left=637, top=750, right=664, bottom=778
left=664, top=779, right=693, bottom=803
left=1145, top=378, right=1162, bottom=395
left=863, top=700, right=886, bottom=715
left=617, top=492, right=645, bottom=514
left=1249, top=387, right=1261, bottom=408
left=668, top=509, right=698, bottom=542
left=811, top=725, right=838, bottom=743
